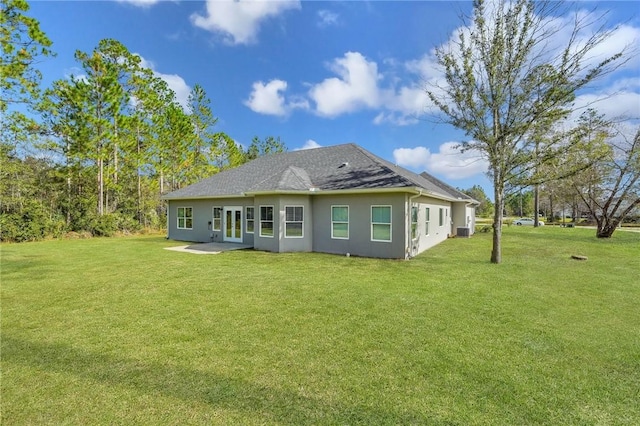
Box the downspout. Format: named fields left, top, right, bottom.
left=165, top=201, right=169, bottom=239
left=406, top=190, right=423, bottom=259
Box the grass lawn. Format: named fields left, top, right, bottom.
left=2, top=227, right=639, bottom=425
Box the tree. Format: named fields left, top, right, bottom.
left=185, top=84, right=219, bottom=183
left=427, top=0, right=625, bottom=263
left=573, top=126, right=640, bottom=238
left=460, top=185, right=494, bottom=217
left=505, top=189, right=533, bottom=217
left=0, top=0, right=54, bottom=112
left=214, top=132, right=246, bottom=170
left=245, top=136, right=287, bottom=161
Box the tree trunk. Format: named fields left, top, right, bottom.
left=98, top=156, right=104, bottom=216
left=597, top=221, right=619, bottom=238
left=491, top=177, right=504, bottom=264
left=534, top=184, right=540, bottom=226
left=137, top=125, right=142, bottom=225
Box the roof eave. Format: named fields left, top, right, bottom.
left=162, top=194, right=248, bottom=201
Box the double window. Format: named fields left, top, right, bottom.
left=371, top=205, right=392, bottom=242
left=212, top=207, right=222, bottom=231
left=331, top=206, right=349, bottom=239
left=177, top=207, right=193, bottom=229
left=260, top=206, right=274, bottom=237
left=246, top=206, right=255, bottom=233
left=285, top=206, right=304, bottom=238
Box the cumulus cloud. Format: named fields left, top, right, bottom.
left=138, top=56, right=191, bottom=110
left=308, top=51, right=382, bottom=117
left=246, top=51, right=435, bottom=122
left=295, top=139, right=322, bottom=151
left=244, top=79, right=308, bottom=116
left=191, top=0, right=301, bottom=45
left=244, top=79, right=288, bottom=116
left=393, top=143, right=488, bottom=180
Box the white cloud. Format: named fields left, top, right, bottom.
left=244, top=79, right=308, bottom=116
left=244, top=79, right=288, bottom=116
left=573, top=90, right=640, bottom=121
left=373, top=112, right=419, bottom=127
left=393, top=143, right=488, bottom=180
left=245, top=51, right=435, bottom=122
left=295, top=139, right=322, bottom=151
left=191, top=0, right=301, bottom=45
left=138, top=56, right=191, bottom=110
left=116, top=0, right=162, bottom=7
left=317, top=10, right=339, bottom=28
left=309, top=52, right=382, bottom=117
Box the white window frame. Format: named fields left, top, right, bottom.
left=371, top=205, right=392, bottom=242
left=411, top=204, right=419, bottom=240
left=284, top=205, right=304, bottom=238
left=425, top=207, right=430, bottom=236
left=259, top=205, right=274, bottom=238
left=331, top=205, right=349, bottom=240
left=177, top=207, right=193, bottom=230
left=212, top=206, right=222, bottom=231
left=439, top=208, right=444, bottom=227
left=246, top=206, right=255, bottom=234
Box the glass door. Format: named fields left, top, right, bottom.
left=223, top=207, right=242, bottom=243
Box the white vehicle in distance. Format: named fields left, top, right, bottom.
left=514, top=217, right=544, bottom=226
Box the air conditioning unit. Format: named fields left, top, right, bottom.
left=456, top=227, right=470, bottom=238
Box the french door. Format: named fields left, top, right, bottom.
left=223, top=207, right=242, bottom=243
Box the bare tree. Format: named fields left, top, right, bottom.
left=426, top=0, right=627, bottom=263
left=574, top=126, right=640, bottom=238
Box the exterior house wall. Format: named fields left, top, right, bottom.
left=253, top=195, right=280, bottom=253
left=167, top=198, right=255, bottom=244
left=167, top=192, right=473, bottom=259
left=311, top=193, right=407, bottom=259
left=408, top=196, right=452, bottom=257
left=450, top=203, right=477, bottom=237
left=465, top=205, right=476, bottom=235
left=277, top=195, right=313, bottom=253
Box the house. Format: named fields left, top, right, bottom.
left=163, top=143, right=478, bottom=259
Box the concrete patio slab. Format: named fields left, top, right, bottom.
left=164, top=242, right=252, bottom=255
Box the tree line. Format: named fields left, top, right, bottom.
left=1, top=0, right=285, bottom=242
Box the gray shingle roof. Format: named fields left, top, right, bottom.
left=163, top=143, right=478, bottom=203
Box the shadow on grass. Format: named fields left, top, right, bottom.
left=4, top=334, right=431, bottom=424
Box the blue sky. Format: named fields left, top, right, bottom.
left=29, top=0, right=640, bottom=195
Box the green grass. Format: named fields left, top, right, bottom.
left=2, top=228, right=639, bottom=425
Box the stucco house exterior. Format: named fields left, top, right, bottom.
left=163, top=143, right=478, bottom=259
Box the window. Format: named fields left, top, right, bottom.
left=411, top=205, right=418, bottom=239
left=425, top=207, right=430, bottom=235
left=212, top=207, right=222, bottom=231
left=439, top=208, right=444, bottom=227
left=331, top=206, right=349, bottom=239
left=260, top=206, right=274, bottom=237
left=177, top=207, right=193, bottom=229
left=371, top=205, right=392, bottom=242
left=285, top=206, right=304, bottom=238
left=246, top=206, right=255, bottom=233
